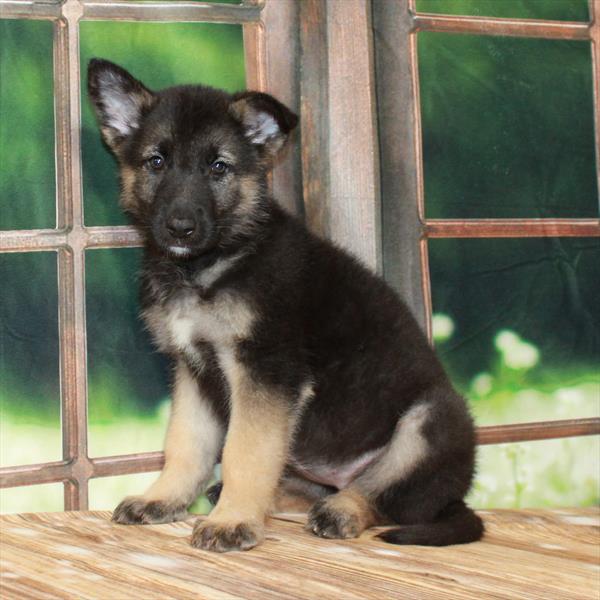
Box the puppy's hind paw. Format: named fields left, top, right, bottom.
left=112, top=496, right=187, bottom=525
left=306, top=498, right=363, bottom=539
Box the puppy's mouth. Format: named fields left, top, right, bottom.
left=161, top=238, right=217, bottom=260
left=157, top=231, right=218, bottom=260
left=167, top=245, right=194, bottom=258
left=151, top=217, right=218, bottom=260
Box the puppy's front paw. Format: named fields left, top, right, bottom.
left=112, top=496, right=187, bottom=525
left=191, top=518, right=264, bottom=552
left=306, top=498, right=362, bottom=539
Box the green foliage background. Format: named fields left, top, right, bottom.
left=417, top=0, right=589, bottom=19
left=1, top=1, right=599, bottom=513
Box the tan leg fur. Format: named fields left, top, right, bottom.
left=191, top=350, right=294, bottom=552
left=306, top=488, right=380, bottom=539
left=272, top=472, right=333, bottom=513
left=112, top=361, right=224, bottom=525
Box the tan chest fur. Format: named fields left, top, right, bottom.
left=142, top=290, right=255, bottom=367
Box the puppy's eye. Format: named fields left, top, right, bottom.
left=210, top=160, right=228, bottom=175
left=148, top=155, right=164, bottom=170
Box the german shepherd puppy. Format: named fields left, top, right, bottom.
left=88, top=58, right=483, bottom=552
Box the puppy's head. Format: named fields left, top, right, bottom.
left=87, top=58, right=297, bottom=259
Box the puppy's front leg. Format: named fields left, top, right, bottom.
left=113, top=361, right=224, bottom=524
left=191, top=366, right=293, bottom=552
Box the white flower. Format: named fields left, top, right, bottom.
left=504, top=341, right=539, bottom=370
left=432, top=313, right=455, bottom=342
left=494, top=330, right=519, bottom=353
left=471, top=373, right=493, bottom=396
left=494, top=329, right=540, bottom=370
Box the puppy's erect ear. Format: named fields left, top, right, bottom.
left=229, top=91, right=298, bottom=159
left=87, top=58, right=155, bottom=152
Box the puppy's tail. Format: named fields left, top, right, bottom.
left=376, top=500, right=484, bottom=546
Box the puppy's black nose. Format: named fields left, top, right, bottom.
left=166, top=217, right=196, bottom=239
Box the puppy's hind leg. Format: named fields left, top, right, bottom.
left=309, top=394, right=482, bottom=546
left=308, top=398, right=483, bottom=545
left=371, top=395, right=483, bottom=546
left=206, top=469, right=334, bottom=513
left=307, top=402, right=432, bottom=539
left=113, top=361, right=224, bottom=525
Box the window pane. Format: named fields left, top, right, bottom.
left=90, top=473, right=214, bottom=515
left=470, top=437, right=599, bottom=509
left=85, top=249, right=170, bottom=457
left=419, top=34, right=597, bottom=218
left=0, top=253, right=61, bottom=467
left=416, top=0, right=589, bottom=21
left=89, top=473, right=159, bottom=511
left=80, top=21, right=246, bottom=226
left=429, top=238, right=600, bottom=426
left=0, top=20, right=56, bottom=230
left=0, top=483, right=63, bottom=514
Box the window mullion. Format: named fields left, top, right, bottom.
left=54, top=0, right=91, bottom=510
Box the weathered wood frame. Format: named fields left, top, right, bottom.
left=299, top=0, right=600, bottom=432
left=0, top=0, right=599, bottom=511
left=0, top=0, right=302, bottom=509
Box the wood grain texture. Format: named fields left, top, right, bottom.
left=477, top=418, right=600, bottom=445
left=590, top=0, right=600, bottom=206
left=1, top=509, right=598, bottom=599
left=54, top=2, right=90, bottom=510
left=312, top=0, right=381, bottom=273
left=425, top=219, right=600, bottom=238
left=82, top=1, right=263, bottom=24
left=372, top=0, right=428, bottom=330
left=299, top=0, right=331, bottom=238
left=413, top=12, right=591, bottom=40
left=259, top=0, right=303, bottom=216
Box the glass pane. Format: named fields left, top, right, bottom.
left=89, top=472, right=158, bottom=511
left=85, top=249, right=170, bottom=457
left=470, top=437, right=599, bottom=509
left=0, top=253, right=61, bottom=467
left=0, top=483, right=63, bottom=514
left=0, top=20, right=56, bottom=230
left=80, top=21, right=246, bottom=226
left=90, top=473, right=215, bottom=515
left=429, top=238, right=600, bottom=426
left=419, top=34, right=597, bottom=218
left=416, top=0, right=589, bottom=21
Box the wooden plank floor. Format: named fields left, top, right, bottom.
left=0, top=509, right=598, bottom=599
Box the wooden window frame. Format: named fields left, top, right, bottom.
left=299, top=3, right=600, bottom=439
left=370, top=0, right=600, bottom=443
left=0, top=0, right=303, bottom=509
left=0, top=0, right=598, bottom=511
